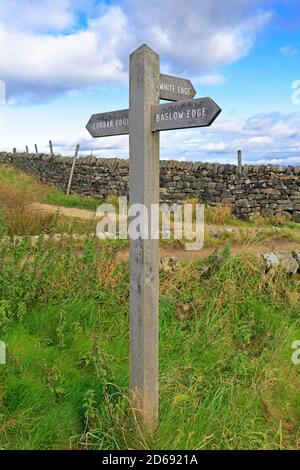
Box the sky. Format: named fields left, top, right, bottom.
left=0, top=0, right=300, bottom=165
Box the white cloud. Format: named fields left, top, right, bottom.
left=2, top=104, right=300, bottom=164
left=0, top=0, right=75, bottom=33
left=157, top=111, right=300, bottom=163
left=235, top=136, right=273, bottom=146
left=0, top=6, right=128, bottom=100
left=125, top=0, right=272, bottom=74
left=198, top=75, right=227, bottom=86
left=0, top=0, right=273, bottom=101
left=203, top=142, right=229, bottom=152
left=280, top=45, right=299, bottom=56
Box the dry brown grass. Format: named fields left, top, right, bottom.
left=0, top=186, right=58, bottom=236
left=252, top=212, right=290, bottom=227
left=184, top=198, right=234, bottom=225
left=205, top=203, right=233, bottom=225
left=106, top=194, right=120, bottom=210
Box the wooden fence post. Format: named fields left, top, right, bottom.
left=129, top=44, right=160, bottom=430
left=35, top=144, right=39, bottom=158
left=66, top=144, right=80, bottom=195
left=49, top=140, right=54, bottom=157
left=237, top=149, right=242, bottom=173
left=25, top=146, right=29, bottom=156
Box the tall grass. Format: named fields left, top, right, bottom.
left=205, top=203, right=233, bottom=225
left=0, top=186, right=57, bottom=236
left=0, top=228, right=299, bottom=449
left=0, top=165, right=100, bottom=212
left=184, top=198, right=234, bottom=225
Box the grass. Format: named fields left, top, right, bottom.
left=0, top=229, right=300, bottom=449
left=0, top=185, right=96, bottom=237
left=46, top=188, right=100, bottom=212
left=0, top=164, right=300, bottom=450
left=0, top=165, right=100, bottom=212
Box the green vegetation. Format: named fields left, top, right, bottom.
left=0, top=164, right=299, bottom=450
left=0, top=165, right=100, bottom=212
left=46, top=188, right=100, bottom=212
left=0, top=232, right=299, bottom=449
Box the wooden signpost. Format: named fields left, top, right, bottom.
left=86, top=75, right=197, bottom=138
left=86, top=109, right=129, bottom=138
left=152, top=97, right=221, bottom=132
left=159, top=74, right=196, bottom=101
left=86, top=44, right=222, bottom=430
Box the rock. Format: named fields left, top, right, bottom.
left=275, top=252, right=299, bottom=274
left=282, top=211, right=292, bottom=220
left=262, top=251, right=299, bottom=273
left=292, top=212, right=300, bottom=223
left=293, top=166, right=300, bottom=175
left=5, top=151, right=300, bottom=222
left=262, top=252, right=280, bottom=270
left=292, top=251, right=300, bottom=270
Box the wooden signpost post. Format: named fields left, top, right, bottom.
left=86, top=44, right=221, bottom=430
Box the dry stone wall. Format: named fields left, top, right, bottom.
left=1, top=151, right=300, bottom=221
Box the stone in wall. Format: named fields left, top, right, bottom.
left=1, top=152, right=300, bottom=221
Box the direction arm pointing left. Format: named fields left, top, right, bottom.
left=86, top=109, right=129, bottom=138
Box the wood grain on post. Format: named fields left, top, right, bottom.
left=129, top=44, right=160, bottom=430
left=66, top=144, right=80, bottom=195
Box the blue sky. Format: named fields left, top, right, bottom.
left=0, top=0, right=299, bottom=164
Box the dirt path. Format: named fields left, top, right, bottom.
left=31, top=203, right=99, bottom=219
left=31, top=202, right=292, bottom=233
left=32, top=202, right=300, bottom=262
left=118, top=238, right=300, bottom=263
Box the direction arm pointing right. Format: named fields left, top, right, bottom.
left=159, top=74, right=196, bottom=101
